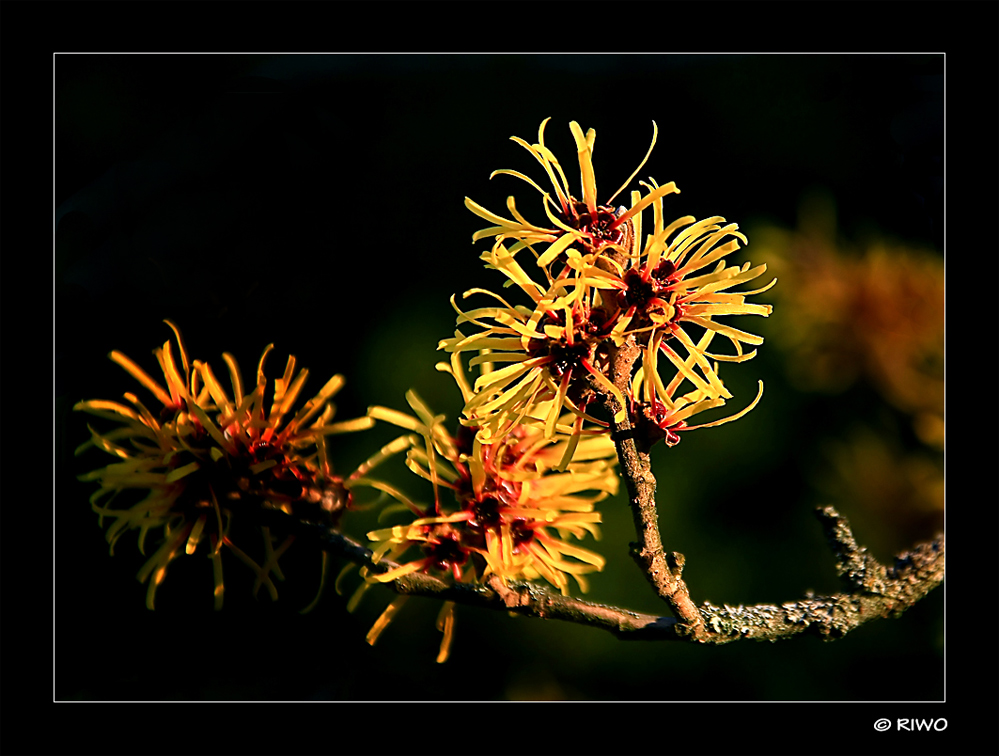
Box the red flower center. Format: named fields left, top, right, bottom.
left=562, top=200, right=627, bottom=253
left=548, top=340, right=590, bottom=380
left=510, top=518, right=536, bottom=550
left=620, top=269, right=657, bottom=309
left=423, top=534, right=468, bottom=571
left=466, top=495, right=503, bottom=529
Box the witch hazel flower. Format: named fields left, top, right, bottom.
left=353, top=357, right=617, bottom=661
left=458, top=119, right=776, bottom=449
left=75, top=321, right=382, bottom=610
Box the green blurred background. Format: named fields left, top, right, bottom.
left=55, top=53, right=943, bottom=702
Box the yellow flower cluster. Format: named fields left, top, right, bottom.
left=366, top=362, right=616, bottom=594
left=75, top=321, right=376, bottom=610
left=445, top=119, right=774, bottom=448
left=356, top=356, right=617, bottom=661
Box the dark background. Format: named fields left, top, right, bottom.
left=50, top=48, right=959, bottom=731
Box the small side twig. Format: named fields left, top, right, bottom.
left=693, top=512, right=944, bottom=643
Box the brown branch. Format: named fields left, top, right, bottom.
left=257, top=509, right=678, bottom=639
left=259, top=503, right=943, bottom=644
left=600, top=339, right=704, bottom=637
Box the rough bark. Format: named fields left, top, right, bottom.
left=259, top=502, right=944, bottom=644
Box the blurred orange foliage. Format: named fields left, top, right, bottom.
left=753, top=190, right=943, bottom=451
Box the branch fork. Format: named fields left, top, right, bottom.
left=598, top=335, right=944, bottom=644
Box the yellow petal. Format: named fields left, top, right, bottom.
left=109, top=351, right=172, bottom=407
left=569, top=121, right=598, bottom=214
left=165, top=460, right=200, bottom=483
